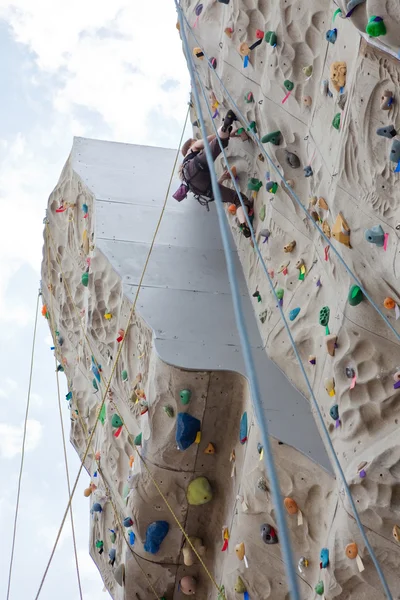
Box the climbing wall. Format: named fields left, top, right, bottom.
left=178, top=0, right=400, bottom=597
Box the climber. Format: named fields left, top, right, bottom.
left=176, top=110, right=253, bottom=238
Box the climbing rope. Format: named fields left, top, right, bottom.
left=176, top=3, right=301, bottom=599
left=182, top=9, right=400, bottom=347
left=6, top=291, right=40, bottom=600
left=178, top=9, right=394, bottom=599
left=46, top=241, right=84, bottom=599
left=36, top=105, right=222, bottom=598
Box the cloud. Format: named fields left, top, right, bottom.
left=0, top=418, right=43, bottom=458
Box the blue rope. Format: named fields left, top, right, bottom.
left=182, top=15, right=394, bottom=600
left=175, top=3, right=301, bottom=599
left=183, top=12, right=400, bottom=346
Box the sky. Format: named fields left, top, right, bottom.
left=0, top=1, right=189, bottom=598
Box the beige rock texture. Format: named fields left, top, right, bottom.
left=41, top=0, right=400, bottom=598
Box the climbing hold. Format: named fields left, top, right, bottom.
left=298, top=556, right=309, bottom=573
left=261, top=131, right=282, bottom=145
left=319, top=306, right=330, bottom=328
left=309, top=356, right=316, bottom=365
left=92, top=379, right=99, bottom=392
left=345, top=542, right=358, bottom=559
left=381, top=90, right=394, bottom=110
left=289, top=308, right=301, bottom=321
left=180, top=389, right=191, bottom=405
left=82, top=203, right=88, bottom=217
left=84, top=486, right=92, bottom=497
left=284, top=80, right=294, bottom=91
left=260, top=229, right=270, bottom=243
left=123, top=517, right=133, bottom=528
left=322, top=221, right=331, bottom=238
left=326, top=334, right=338, bottom=356
left=320, top=548, right=329, bottom=568
left=304, top=165, right=313, bottom=177
left=134, top=432, right=142, bottom=446
left=182, top=537, right=205, bottom=566
left=266, top=181, right=278, bottom=193
left=365, top=224, right=385, bottom=246
left=210, top=57, right=217, bottom=69
left=276, top=288, right=284, bottom=301
left=144, top=521, right=169, bottom=554
left=204, top=442, right=215, bottom=454
left=326, top=28, right=337, bottom=43
left=248, top=178, right=263, bottom=192
left=176, top=413, right=201, bottom=451
left=259, top=205, right=266, bottom=221
left=114, top=563, right=125, bottom=587
left=296, top=259, right=306, bottom=280
left=377, top=125, right=397, bottom=138
left=193, top=47, right=204, bottom=59
left=303, top=65, right=313, bottom=77
left=240, top=412, right=248, bottom=444
left=330, top=404, right=339, bottom=421
left=260, top=523, right=279, bottom=544
left=315, top=580, right=324, bottom=596
left=393, top=525, right=400, bottom=543
left=235, top=542, right=246, bottom=560
left=91, top=503, right=102, bottom=513
left=332, top=112, right=341, bottom=130
left=96, top=539, right=104, bottom=554
left=346, top=0, right=366, bottom=14
left=104, top=311, right=112, bottom=320
left=224, top=26, right=233, bottom=37
left=321, top=79, right=332, bottom=97
left=244, top=92, right=254, bottom=103
left=239, top=42, right=250, bottom=57
left=247, top=121, right=257, bottom=133
left=257, top=476, right=268, bottom=491
left=303, top=95, right=312, bottom=107
left=332, top=212, right=351, bottom=247
left=111, top=414, right=123, bottom=429
left=252, top=289, right=262, bottom=302
left=186, top=476, right=213, bottom=505
left=108, top=548, right=116, bottom=566
left=163, top=405, right=174, bottom=418
left=366, top=16, right=386, bottom=37
left=384, top=297, right=396, bottom=310
left=81, top=272, right=89, bottom=287
left=284, top=497, right=298, bottom=515
left=180, top=576, right=197, bottom=596
left=284, top=241, right=296, bottom=253
left=325, top=378, right=335, bottom=397
left=348, top=285, right=363, bottom=306
left=234, top=576, right=247, bottom=593
left=121, top=369, right=128, bottom=382
left=390, top=140, right=400, bottom=163
left=330, top=61, right=347, bottom=92
left=285, top=150, right=300, bottom=168
left=265, top=31, right=277, bottom=46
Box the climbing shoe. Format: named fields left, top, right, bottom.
left=221, top=110, right=237, bottom=132
left=240, top=223, right=251, bottom=238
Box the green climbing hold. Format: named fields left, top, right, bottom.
left=332, top=7, right=342, bottom=21
left=186, top=476, right=213, bottom=505
left=122, top=369, right=128, bottom=381
left=284, top=80, right=294, bottom=91
left=332, top=112, right=341, bottom=130
left=217, top=587, right=226, bottom=600
left=95, top=540, right=104, bottom=549
left=134, top=432, right=142, bottom=446
left=164, top=405, right=174, bottom=418
left=234, top=576, right=247, bottom=593
left=259, top=205, right=266, bottom=221
left=264, top=31, right=277, bottom=46
left=180, top=389, right=191, bottom=405
left=319, top=306, right=330, bottom=327
left=109, top=530, right=117, bottom=543
left=315, top=580, right=324, bottom=595
left=111, top=414, right=123, bottom=428
left=99, top=403, right=106, bottom=425
left=82, top=272, right=89, bottom=287
left=276, top=288, right=284, bottom=300
left=247, top=121, right=257, bottom=133
left=348, top=285, right=363, bottom=306
left=92, top=378, right=99, bottom=392
left=366, top=16, right=386, bottom=38
left=261, top=131, right=282, bottom=145
left=248, top=178, right=262, bottom=192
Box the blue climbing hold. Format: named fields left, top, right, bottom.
left=320, top=547, right=329, bottom=568
left=304, top=165, right=313, bottom=177
left=129, top=530, right=136, bottom=545
left=240, top=412, right=248, bottom=444
left=108, top=548, right=116, bottom=566
left=92, top=361, right=101, bottom=383
left=326, top=28, right=337, bottom=43
left=289, top=307, right=301, bottom=321
left=144, top=521, right=170, bottom=554
left=123, top=517, right=134, bottom=528
left=91, top=503, right=102, bottom=513
left=329, top=404, right=339, bottom=421
left=176, top=413, right=201, bottom=451
left=365, top=225, right=384, bottom=246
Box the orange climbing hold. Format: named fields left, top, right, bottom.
left=384, top=297, right=396, bottom=309
left=284, top=497, right=299, bottom=515
left=129, top=455, right=134, bottom=468
left=204, top=443, right=216, bottom=454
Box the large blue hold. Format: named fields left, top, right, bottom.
left=320, top=547, right=329, bottom=568
left=365, top=225, right=384, bottom=246
left=144, top=521, right=169, bottom=554
left=91, top=503, right=102, bottom=513
left=176, top=413, right=201, bottom=450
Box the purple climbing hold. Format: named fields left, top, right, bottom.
left=195, top=3, right=203, bottom=15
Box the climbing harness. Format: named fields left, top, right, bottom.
left=180, top=150, right=214, bottom=211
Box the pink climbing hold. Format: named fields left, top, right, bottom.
left=324, top=246, right=329, bottom=261
left=256, top=29, right=264, bottom=39
left=383, top=232, right=389, bottom=251
left=282, top=90, right=292, bottom=104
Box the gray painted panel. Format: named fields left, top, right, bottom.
left=72, top=137, right=333, bottom=474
